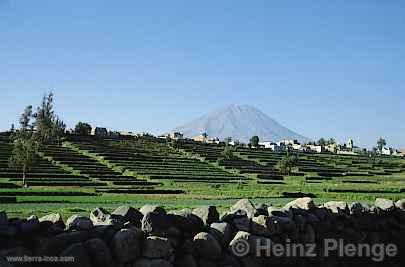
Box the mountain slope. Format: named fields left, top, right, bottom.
left=172, top=105, right=311, bottom=143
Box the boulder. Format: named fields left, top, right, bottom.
left=140, top=205, right=167, bottom=215
left=375, top=198, right=395, bottom=212
left=255, top=203, right=269, bottom=216
left=90, top=207, right=111, bottom=225
left=111, top=228, right=142, bottom=264
left=84, top=238, right=114, bottom=267
left=20, top=215, right=40, bottom=234
left=284, top=197, right=316, bottom=210
left=230, top=199, right=257, bottom=218
left=349, top=202, right=369, bottom=216
left=66, top=215, right=93, bottom=231
left=323, top=201, right=349, bottom=214
left=133, top=258, right=173, bottom=267
left=168, top=209, right=203, bottom=234
left=59, top=242, right=91, bottom=267
left=142, top=236, right=173, bottom=259
left=198, top=258, right=218, bottom=267
left=39, top=213, right=65, bottom=229
left=142, top=212, right=172, bottom=235
left=193, top=232, right=222, bottom=260
left=36, top=230, right=90, bottom=256
left=174, top=254, right=198, bottom=267
left=229, top=231, right=272, bottom=257
left=395, top=199, right=405, bottom=210
left=111, top=205, right=143, bottom=227
left=209, top=222, right=234, bottom=246
left=0, top=246, right=32, bottom=267
left=251, top=215, right=271, bottom=236
left=192, top=206, right=219, bottom=225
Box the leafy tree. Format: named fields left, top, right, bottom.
left=9, top=106, right=39, bottom=187
left=327, top=138, right=336, bottom=145
left=377, top=137, right=386, bottom=152
left=250, top=136, right=259, bottom=147
left=33, top=92, right=65, bottom=144
left=74, top=122, right=92, bottom=135
left=276, top=153, right=298, bottom=175
left=317, top=138, right=327, bottom=146
left=221, top=145, right=234, bottom=160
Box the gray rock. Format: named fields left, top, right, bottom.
left=193, top=232, right=222, bottom=260
left=174, top=254, right=198, bottom=267
left=112, top=228, right=142, bottom=264
left=133, top=258, right=173, bottom=267
left=209, top=222, right=234, bottom=246
left=111, top=205, right=143, bottom=226
left=142, top=236, right=173, bottom=259
left=251, top=215, right=271, bottom=236
left=395, top=199, right=405, bottom=210
left=230, top=199, right=257, bottom=218
left=66, top=215, right=93, bottom=231
left=36, top=230, right=90, bottom=256
left=140, top=205, right=166, bottom=215
left=255, top=203, right=269, bottom=216
left=39, top=213, right=65, bottom=229
left=240, top=255, right=267, bottom=267
left=229, top=231, right=272, bottom=257
left=323, top=201, right=349, bottom=214
left=375, top=198, right=395, bottom=212
left=90, top=207, right=111, bottom=224
left=142, top=212, right=171, bottom=235
left=192, top=206, right=219, bottom=225
left=198, top=258, right=218, bottom=267
left=219, top=253, right=241, bottom=267
left=59, top=242, right=91, bottom=267
left=84, top=238, right=114, bottom=267
left=0, top=246, right=32, bottom=267
left=168, top=209, right=203, bottom=234
left=284, top=197, right=316, bottom=210
left=350, top=202, right=369, bottom=216
left=20, top=215, right=40, bottom=234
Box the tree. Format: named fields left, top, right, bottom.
left=250, top=136, right=259, bottom=147
left=224, top=137, right=232, bottom=144
left=327, top=138, right=336, bottom=145
left=9, top=106, right=39, bottom=187
left=221, top=145, right=234, bottom=160
left=74, top=122, right=92, bottom=135
left=317, top=138, right=326, bottom=146
left=377, top=137, right=386, bottom=152
left=276, top=153, right=298, bottom=175
left=34, top=92, right=66, bottom=144
left=9, top=137, right=39, bottom=187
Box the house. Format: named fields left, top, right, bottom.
left=258, top=141, right=273, bottom=149
left=169, top=132, right=184, bottom=140
left=91, top=127, right=108, bottom=136
left=120, top=131, right=137, bottom=137
left=307, top=145, right=324, bottom=153
left=381, top=147, right=393, bottom=156
left=192, top=134, right=219, bottom=144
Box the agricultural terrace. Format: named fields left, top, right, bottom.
left=1, top=132, right=404, bottom=218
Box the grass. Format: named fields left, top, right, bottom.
left=1, top=136, right=404, bottom=218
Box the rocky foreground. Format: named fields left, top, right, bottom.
left=1, top=198, right=405, bottom=267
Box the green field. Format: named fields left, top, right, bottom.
left=1, top=133, right=404, bottom=218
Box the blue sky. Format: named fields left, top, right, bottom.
left=0, top=0, right=404, bottom=148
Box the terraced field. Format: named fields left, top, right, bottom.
left=67, top=136, right=247, bottom=184
left=1, top=133, right=405, bottom=217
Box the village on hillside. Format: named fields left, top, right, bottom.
left=73, top=126, right=404, bottom=158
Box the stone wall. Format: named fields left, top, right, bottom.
left=1, top=197, right=404, bottom=267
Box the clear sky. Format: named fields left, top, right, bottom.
left=1, top=0, right=404, bottom=148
